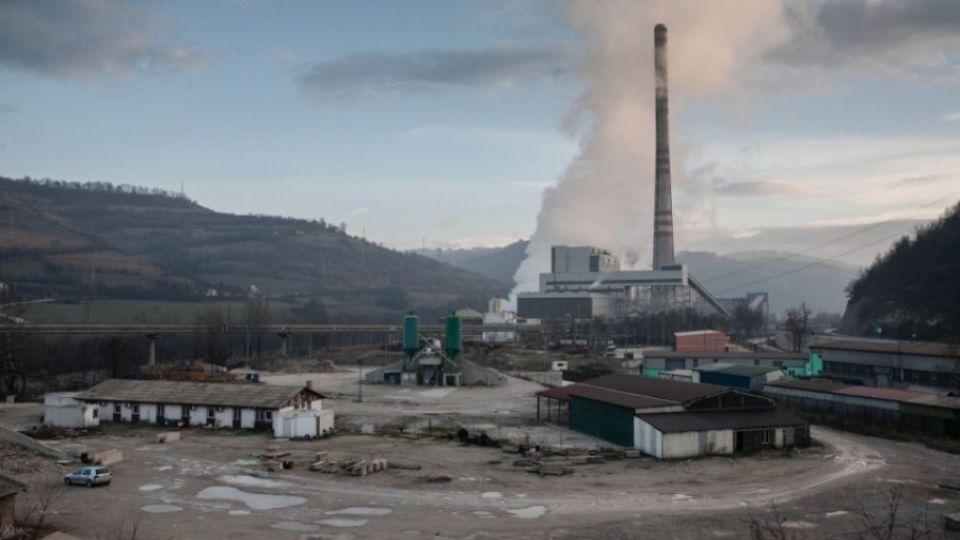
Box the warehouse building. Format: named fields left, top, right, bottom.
left=535, top=374, right=808, bottom=457
left=764, top=378, right=960, bottom=438
left=810, top=339, right=960, bottom=391
left=641, top=351, right=811, bottom=378
left=44, top=393, right=100, bottom=429
left=693, top=363, right=784, bottom=391
left=74, top=379, right=333, bottom=439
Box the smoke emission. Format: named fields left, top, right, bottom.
left=510, top=0, right=791, bottom=301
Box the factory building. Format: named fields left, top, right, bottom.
left=536, top=373, right=808, bottom=457
left=674, top=330, right=727, bottom=352
left=692, top=363, right=784, bottom=392
left=73, top=379, right=333, bottom=438
left=641, top=351, right=812, bottom=378
left=517, top=27, right=727, bottom=323
left=764, top=379, right=960, bottom=438
left=810, top=340, right=960, bottom=391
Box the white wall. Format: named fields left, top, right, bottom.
left=241, top=408, right=257, bottom=429
left=633, top=417, right=663, bottom=458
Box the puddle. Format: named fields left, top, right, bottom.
left=272, top=521, right=319, bottom=532
left=232, top=459, right=260, bottom=466
left=671, top=494, right=694, bottom=502
left=154, top=465, right=173, bottom=472
left=220, top=475, right=289, bottom=489
left=327, top=507, right=392, bottom=516
left=228, top=510, right=250, bottom=516
left=826, top=511, right=848, bottom=518
left=196, top=486, right=306, bottom=510
left=139, top=484, right=163, bottom=492
left=481, top=491, right=503, bottom=500
left=419, top=388, right=455, bottom=399
left=142, top=504, right=182, bottom=513
left=317, top=518, right=368, bottom=528
left=506, top=506, right=546, bottom=519
left=782, top=521, right=817, bottom=529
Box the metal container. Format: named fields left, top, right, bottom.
left=403, top=314, right=420, bottom=357
left=445, top=313, right=462, bottom=359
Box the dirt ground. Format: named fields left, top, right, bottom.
left=2, top=394, right=960, bottom=539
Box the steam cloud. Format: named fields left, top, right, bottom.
left=510, top=0, right=791, bottom=302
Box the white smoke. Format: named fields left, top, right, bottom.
left=509, top=0, right=792, bottom=303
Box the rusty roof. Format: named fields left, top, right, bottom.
left=75, top=379, right=322, bottom=409
left=637, top=409, right=807, bottom=433
left=582, top=373, right=727, bottom=403
left=835, top=386, right=928, bottom=402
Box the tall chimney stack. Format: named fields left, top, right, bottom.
left=652, top=23, right=675, bottom=270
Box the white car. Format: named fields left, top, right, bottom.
left=64, top=466, right=111, bottom=487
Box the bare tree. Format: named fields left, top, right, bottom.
left=784, top=303, right=812, bottom=353
left=242, top=293, right=271, bottom=358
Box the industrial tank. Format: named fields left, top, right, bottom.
left=403, top=313, right=420, bottom=358
left=445, top=312, right=462, bottom=360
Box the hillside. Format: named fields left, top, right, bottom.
left=842, top=202, right=960, bottom=340
left=422, top=241, right=857, bottom=315
left=0, top=176, right=506, bottom=322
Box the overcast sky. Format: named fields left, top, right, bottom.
left=1, top=0, right=959, bottom=261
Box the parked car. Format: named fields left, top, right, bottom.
left=64, top=466, right=111, bottom=487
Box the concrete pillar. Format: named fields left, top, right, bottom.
left=147, top=334, right=157, bottom=367
left=278, top=332, right=289, bottom=357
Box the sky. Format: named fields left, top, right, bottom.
left=1, top=0, right=960, bottom=266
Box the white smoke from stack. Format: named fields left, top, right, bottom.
left=509, top=0, right=791, bottom=303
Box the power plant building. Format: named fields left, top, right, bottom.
left=516, top=26, right=726, bottom=321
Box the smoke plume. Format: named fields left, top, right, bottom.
left=510, top=0, right=791, bottom=301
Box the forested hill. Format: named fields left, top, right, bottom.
left=0, top=176, right=506, bottom=322
left=842, top=202, right=960, bottom=340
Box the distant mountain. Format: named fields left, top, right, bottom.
left=0, top=176, right=506, bottom=322
left=842, top=202, right=960, bottom=340
left=422, top=241, right=857, bottom=315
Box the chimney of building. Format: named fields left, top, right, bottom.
left=652, top=23, right=675, bottom=270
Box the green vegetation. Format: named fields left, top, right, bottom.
left=843, top=201, right=960, bottom=341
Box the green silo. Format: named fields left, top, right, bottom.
left=445, top=312, right=462, bottom=360
left=403, top=313, right=420, bottom=358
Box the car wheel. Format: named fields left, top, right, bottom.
left=86, top=479, right=93, bottom=487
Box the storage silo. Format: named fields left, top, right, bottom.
left=403, top=313, right=420, bottom=359
left=445, top=312, right=462, bottom=360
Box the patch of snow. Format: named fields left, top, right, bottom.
left=196, top=486, right=305, bottom=510
left=228, top=510, right=250, bottom=516
left=506, top=506, right=546, bottom=519
left=142, top=504, right=182, bottom=513
left=782, top=521, right=817, bottom=529
left=154, top=465, right=173, bottom=471
left=826, top=511, right=848, bottom=518
left=671, top=494, right=694, bottom=501
left=419, top=388, right=455, bottom=399
left=327, top=507, right=392, bottom=516
left=232, top=459, right=260, bottom=466
left=138, top=484, right=163, bottom=492
left=271, top=521, right=319, bottom=532
left=929, top=498, right=947, bottom=505
left=481, top=491, right=503, bottom=500
left=317, top=518, right=368, bottom=528
left=220, top=475, right=289, bottom=489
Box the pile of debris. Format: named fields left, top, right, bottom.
left=499, top=442, right=640, bottom=477
left=307, top=451, right=403, bottom=477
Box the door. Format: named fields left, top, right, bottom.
left=181, top=405, right=190, bottom=427
left=156, top=404, right=165, bottom=426
left=113, top=403, right=121, bottom=423
left=232, top=408, right=242, bottom=429
left=206, top=407, right=216, bottom=427
left=131, top=403, right=140, bottom=424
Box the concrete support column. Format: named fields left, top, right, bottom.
left=278, top=332, right=289, bottom=358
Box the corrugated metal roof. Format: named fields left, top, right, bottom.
left=812, top=339, right=960, bottom=359
left=637, top=409, right=806, bottom=433
left=568, top=385, right=677, bottom=410
left=582, top=373, right=726, bottom=403
left=835, top=386, right=927, bottom=402
left=536, top=385, right=576, bottom=401
left=694, top=363, right=780, bottom=377
left=75, top=379, right=321, bottom=409
left=765, top=379, right=850, bottom=393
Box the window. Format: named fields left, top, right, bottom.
left=761, top=430, right=773, bottom=444
left=92, top=408, right=99, bottom=419
left=131, top=403, right=139, bottom=414
left=114, top=404, right=121, bottom=414
left=207, top=408, right=215, bottom=418
left=256, top=409, right=273, bottom=421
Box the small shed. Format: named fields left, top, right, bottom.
left=694, top=363, right=783, bottom=391
left=0, top=475, right=27, bottom=528
left=44, top=393, right=100, bottom=429
left=272, top=400, right=335, bottom=439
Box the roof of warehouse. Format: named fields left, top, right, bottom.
left=644, top=351, right=806, bottom=359
left=566, top=384, right=678, bottom=410
left=835, top=386, right=928, bottom=402
left=765, top=379, right=850, bottom=393
left=694, top=363, right=780, bottom=377
left=811, top=339, right=960, bottom=358
left=536, top=385, right=576, bottom=401
left=75, top=379, right=322, bottom=409
left=907, top=395, right=960, bottom=410
left=637, top=409, right=807, bottom=433
left=581, top=374, right=727, bottom=403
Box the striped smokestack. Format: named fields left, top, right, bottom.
left=652, top=23, right=675, bottom=270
